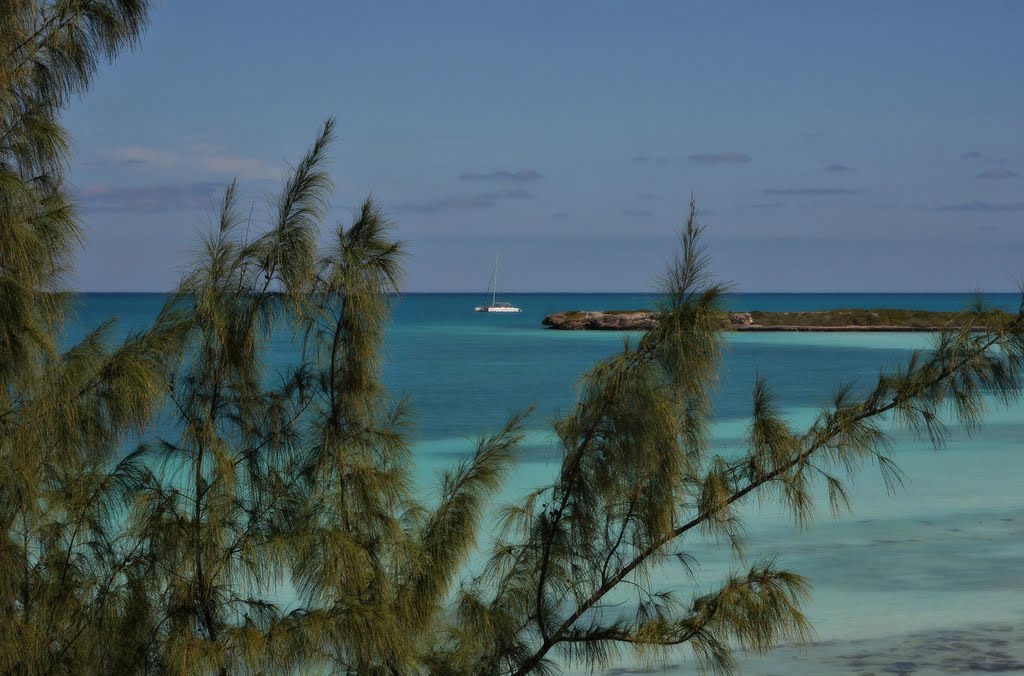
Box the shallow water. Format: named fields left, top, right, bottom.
left=71, top=292, right=1024, bottom=674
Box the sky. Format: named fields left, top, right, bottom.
left=65, top=1, right=1024, bottom=292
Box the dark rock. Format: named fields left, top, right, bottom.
left=542, top=311, right=658, bottom=330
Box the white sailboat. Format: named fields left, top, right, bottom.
left=474, top=254, right=522, bottom=313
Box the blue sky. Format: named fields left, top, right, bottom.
left=66, top=1, right=1024, bottom=292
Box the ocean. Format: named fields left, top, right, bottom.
left=71, top=292, right=1024, bottom=674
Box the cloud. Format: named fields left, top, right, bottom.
left=633, top=153, right=670, bottom=163
left=459, top=169, right=543, bottom=182
left=751, top=201, right=784, bottom=208
left=688, top=152, right=751, bottom=165
left=977, top=167, right=1018, bottom=180
left=624, top=208, right=653, bottom=218
left=824, top=163, right=851, bottom=172
left=551, top=211, right=570, bottom=219
left=98, top=144, right=281, bottom=180
left=79, top=157, right=150, bottom=169
left=764, top=188, right=861, bottom=196
left=395, top=189, right=533, bottom=215
left=78, top=181, right=226, bottom=213
left=937, top=200, right=1024, bottom=213
left=960, top=151, right=984, bottom=160
left=105, top=146, right=178, bottom=167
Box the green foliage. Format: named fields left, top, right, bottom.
left=745, top=308, right=1005, bottom=329
left=3, top=5, right=1024, bottom=674
left=428, top=199, right=1024, bottom=675
left=0, top=2, right=184, bottom=674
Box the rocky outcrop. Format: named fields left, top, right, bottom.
left=542, top=311, right=658, bottom=330
left=729, top=312, right=754, bottom=327
left=542, top=309, right=979, bottom=331
left=542, top=311, right=757, bottom=331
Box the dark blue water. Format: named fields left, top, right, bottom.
left=71, top=292, right=1020, bottom=443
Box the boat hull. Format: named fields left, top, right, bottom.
left=475, top=305, right=522, bottom=313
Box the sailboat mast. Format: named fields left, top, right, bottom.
left=493, top=254, right=498, bottom=305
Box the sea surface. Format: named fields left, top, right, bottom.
left=71, top=293, right=1024, bottom=675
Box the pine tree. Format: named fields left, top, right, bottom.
left=0, top=2, right=191, bottom=673
left=429, top=200, right=1024, bottom=674
left=127, top=121, right=527, bottom=674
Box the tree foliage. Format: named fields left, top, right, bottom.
left=0, top=2, right=182, bottom=673
left=438, top=202, right=1024, bottom=675
left=3, top=3, right=1024, bottom=674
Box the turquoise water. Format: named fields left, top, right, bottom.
left=72, top=293, right=1024, bottom=674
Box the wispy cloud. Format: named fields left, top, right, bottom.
left=104, top=146, right=178, bottom=167
left=977, top=167, right=1018, bottom=180
left=824, top=163, right=851, bottom=172
left=960, top=151, right=984, bottom=160
left=551, top=211, right=570, bottom=219
left=688, top=152, right=751, bottom=165
left=95, top=144, right=281, bottom=180
left=80, top=156, right=162, bottom=170
left=624, top=208, right=653, bottom=218
left=764, top=188, right=861, bottom=196
left=459, top=169, right=543, bottom=182
left=937, top=200, right=1024, bottom=213
left=632, top=153, right=670, bottom=164
left=78, top=181, right=225, bottom=213
left=395, top=189, right=533, bottom=215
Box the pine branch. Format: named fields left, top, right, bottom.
left=511, top=310, right=1024, bottom=674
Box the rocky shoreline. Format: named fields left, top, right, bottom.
left=542, top=309, right=980, bottom=332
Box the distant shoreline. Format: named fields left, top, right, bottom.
left=542, top=309, right=1002, bottom=332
